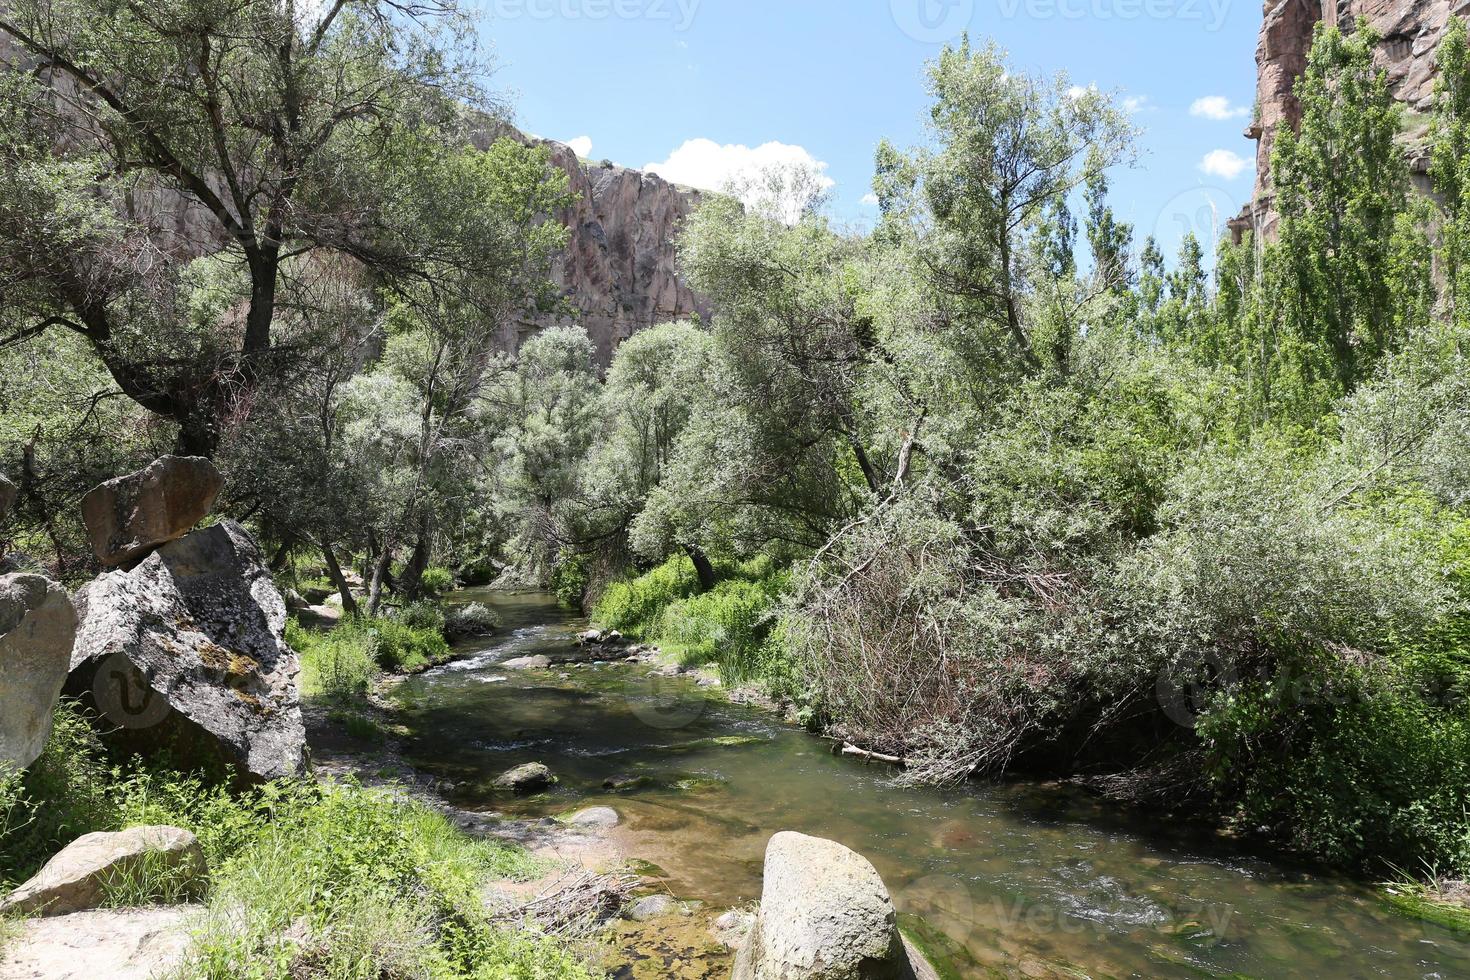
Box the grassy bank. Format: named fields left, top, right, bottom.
left=0, top=703, right=594, bottom=978
left=592, top=555, right=792, bottom=688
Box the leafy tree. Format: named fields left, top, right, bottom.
left=0, top=0, right=552, bottom=454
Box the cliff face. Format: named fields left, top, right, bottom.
left=526, top=139, right=712, bottom=366
left=1234, top=0, right=1461, bottom=240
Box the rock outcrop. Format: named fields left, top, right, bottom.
left=67, top=520, right=308, bottom=782
left=1234, top=1, right=1462, bottom=240
left=0, top=826, right=206, bottom=918
left=469, top=128, right=712, bottom=365
left=733, top=832, right=936, bottom=980
left=81, top=456, right=224, bottom=568
left=0, top=574, right=78, bottom=771
left=0, top=905, right=199, bottom=980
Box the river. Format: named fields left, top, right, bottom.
left=390, top=590, right=1470, bottom=979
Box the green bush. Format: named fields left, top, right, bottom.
left=551, top=552, right=590, bottom=608
left=420, top=566, right=456, bottom=597
left=367, top=617, right=451, bottom=674
left=397, top=601, right=448, bottom=634
left=659, top=574, right=788, bottom=683
left=288, top=619, right=379, bottom=704
left=592, top=555, right=703, bottom=640
left=445, top=602, right=501, bottom=638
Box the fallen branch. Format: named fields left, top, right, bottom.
left=840, top=743, right=907, bottom=767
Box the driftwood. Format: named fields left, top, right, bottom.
left=838, top=742, right=908, bottom=767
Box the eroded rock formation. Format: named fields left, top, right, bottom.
left=67, top=520, right=307, bottom=782
left=1235, top=0, right=1463, bottom=239
left=81, top=456, right=224, bottom=568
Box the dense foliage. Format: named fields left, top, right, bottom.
left=5, top=3, right=1470, bottom=886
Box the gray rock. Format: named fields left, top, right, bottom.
left=0, top=574, right=78, bottom=770
left=0, top=905, right=199, bottom=980
left=492, top=762, right=556, bottom=794
left=81, top=456, right=223, bottom=568
left=501, top=655, right=552, bottom=670
left=713, top=908, right=756, bottom=948
left=627, top=894, right=676, bottom=922
left=566, top=806, right=620, bottom=829
left=0, top=826, right=206, bottom=918
left=283, top=588, right=309, bottom=612
left=66, top=521, right=307, bottom=783
left=733, top=832, right=935, bottom=980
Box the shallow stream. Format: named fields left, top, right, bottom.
left=392, top=591, right=1470, bottom=979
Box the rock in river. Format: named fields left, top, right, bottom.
left=733, top=832, right=937, bottom=980
left=0, top=826, right=206, bottom=918
left=81, top=455, right=223, bottom=568
left=567, top=806, right=621, bottom=829
left=493, top=762, right=557, bottom=793
left=0, top=574, right=78, bottom=771
left=502, top=655, right=552, bottom=670
left=66, top=520, right=307, bottom=783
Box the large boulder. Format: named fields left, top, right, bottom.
left=0, top=574, right=78, bottom=771
left=67, top=520, right=307, bottom=782
left=81, top=456, right=223, bottom=568
left=0, top=826, right=206, bottom=918
left=0, top=905, right=199, bottom=980
left=733, top=832, right=935, bottom=980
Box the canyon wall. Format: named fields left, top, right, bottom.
left=1233, top=0, right=1464, bottom=240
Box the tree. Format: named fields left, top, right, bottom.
left=1432, top=16, right=1470, bottom=330
left=0, top=0, right=550, bottom=455
left=1270, top=21, right=1420, bottom=400
left=874, top=37, right=1134, bottom=377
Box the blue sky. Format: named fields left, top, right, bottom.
left=472, top=0, right=1262, bottom=265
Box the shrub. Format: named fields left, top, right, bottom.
left=367, top=617, right=451, bottom=674
left=288, top=619, right=378, bottom=704
left=445, top=602, right=501, bottom=638
left=419, top=566, right=456, bottom=597
left=551, top=552, right=590, bottom=608
left=659, top=574, right=788, bottom=683
left=396, top=601, right=448, bottom=634
left=592, top=555, right=702, bottom=640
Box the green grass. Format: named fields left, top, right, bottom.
left=593, top=555, right=792, bottom=685
left=1, top=703, right=595, bottom=979
left=288, top=614, right=453, bottom=706
left=1381, top=884, right=1470, bottom=937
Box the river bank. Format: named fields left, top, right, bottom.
left=292, top=588, right=1470, bottom=979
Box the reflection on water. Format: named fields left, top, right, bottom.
left=395, top=591, right=1470, bottom=979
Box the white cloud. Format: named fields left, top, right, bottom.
left=1190, top=96, right=1249, bottom=121
left=644, top=138, right=835, bottom=221
left=1199, top=149, right=1250, bottom=180
left=1123, top=95, right=1152, bottom=114
left=1066, top=83, right=1098, bottom=100
left=861, top=193, right=879, bottom=206
left=566, top=135, right=593, bottom=158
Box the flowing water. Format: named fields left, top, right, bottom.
left=392, top=591, right=1470, bottom=979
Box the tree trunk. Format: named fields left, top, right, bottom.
left=320, top=542, right=360, bottom=618
left=269, top=535, right=298, bottom=573
left=685, top=544, right=717, bottom=594
left=367, top=541, right=395, bottom=617
left=400, top=517, right=432, bottom=603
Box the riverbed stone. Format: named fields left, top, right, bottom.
left=0, top=905, right=199, bottom=980
left=0, top=826, right=206, bottom=918
left=502, top=655, right=552, bottom=670
left=0, top=574, right=78, bottom=771
left=567, top=806, right=621, bottom=829
left=81, top=455, right=223, bottom=567
left=733, top=832, right=934, bottom=980
left=66, top=520, right=307, bottom=783
left=627, top=894, right=677, bottom=921
left=493, top=762, right=557, bottom=793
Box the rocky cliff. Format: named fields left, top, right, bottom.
left=1233, top=0, right=1464, bottom=240
left=511, top=136, right=713, bottom=366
